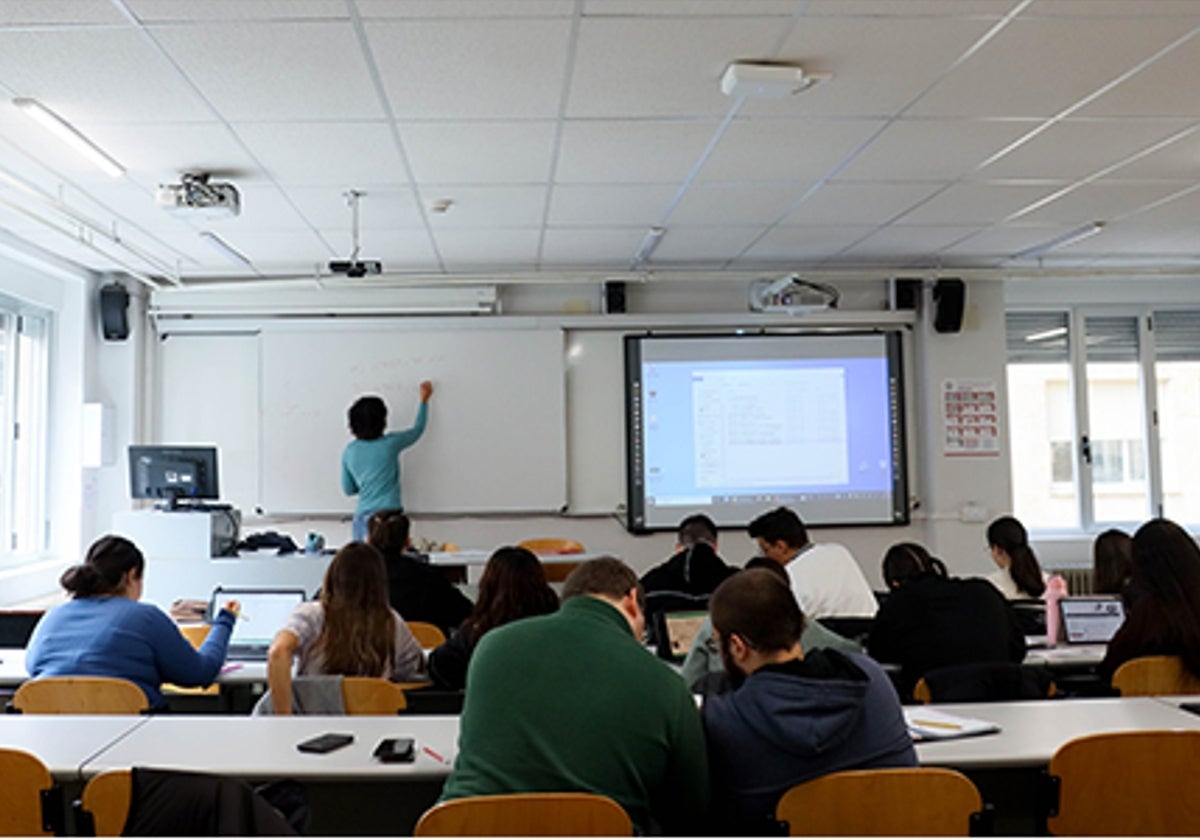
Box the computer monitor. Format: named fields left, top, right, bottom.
left=128, top=445, right=219, bottom=508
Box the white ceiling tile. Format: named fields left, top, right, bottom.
left=698, top=119, right=887, bottom=181
left=402, top=122, right=556, bottom=184
left=548, top=184, right=679, bottom=226
left=740, top=225, right=875, bottom=262
left=281, top=186, right=426, bottom=231
left=897, top=183, right=1065, bottom=225
left=234, top=123, right=409, bottom=187
left=982, top=119, right=1197, bottom=179
left=419, top=186, right=547, bottom=228
left=651, top=226, right=762, bottom=262
left=358, top=1, right=574, bottom=18
left=840, top=225, right=980, bottom=259
left=555, top=120, right=721, bottom=183
left=152, top=22, right=383, bottom=121
left=583, top=1, right=797, bottom=15
left=568, top=16, right=784, bottom=119
left=366, top=19, right=571, bottom=119
left=0, top=30, right=211, bottom=123
left=76, top=122, right=261, bottom=185
left=541, top=228, right=646, bottom=264
left=834, top=119, right=1038, bottom=181
left=1017, top=180, right=1194, bottom=225
left=435, top=228, right=542, bottom=267
left=754, top=16, right=1001, bottom=119
left=669, top=182, right=813, bottom=226
left=128, top=1, right=347, bottom=22
left=1105, top=126, right=1200, bottom=179
left=939, top=224, right=1077, bottom=260
left=0, top=2, right=127, bottom=25
left=1076, top=35, right=1200, bottom=118
left=909, top=17, right=1198, bottom=118
left=805, top=1, right=1012, bottom=15
left=784, top=183, right=946, bottom=225
left=1021, top=1, right=1200, bottom=17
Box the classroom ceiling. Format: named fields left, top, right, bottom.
left=1, top=0, right=1200, bottom=286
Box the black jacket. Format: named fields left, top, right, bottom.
left=640, top=542, right=738, bottom=597
left=381, top=549, right=473, bottom=634
left=867, top=572, right=1027, bottom=699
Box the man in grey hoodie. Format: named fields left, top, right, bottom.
left=702, top=569, right=916, bottom=833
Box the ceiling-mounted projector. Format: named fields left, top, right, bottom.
left=720, top=61, right=830, bottom=99
left=156, top=173, right=240, bottom=218
left=328, top=260, right=382, bottom=278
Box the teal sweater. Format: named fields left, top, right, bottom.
left=341, top=401, right=427, bottom=514
left=441, top=596, right=709, bottom=834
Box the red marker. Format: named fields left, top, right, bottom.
left=423, top=745, right=448, bottom=764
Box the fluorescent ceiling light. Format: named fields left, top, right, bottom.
left=12, top=98, right=124, bottom=178
left=200, top=231, right=252, bottom=268
left=1011, top=222, right=1105, bottom=261
left=631, top=227, right=665, bottom=266
left=1024, top=327, right=1068, bottom=343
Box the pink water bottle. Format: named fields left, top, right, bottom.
left=1044, top=574, right=1068, bottom=647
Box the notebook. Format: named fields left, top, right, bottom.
left=208, top=586, right=306, bottom=661
left=1059, top=595, right=1126, bottom=645
left=654, top=610, right=709, bottom=662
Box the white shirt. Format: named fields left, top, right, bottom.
left=785, top=542, right=878, bottom=619
left=985, top=567, right=1048, bottom=600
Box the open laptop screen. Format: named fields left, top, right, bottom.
left=209, top=587, right=306, bottom=658
left=657, top=611, right=708, bottom=661
left=1060, top=596, right=1126, bottom=644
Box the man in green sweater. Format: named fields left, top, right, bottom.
left=440, top=557, right=709, bottom=834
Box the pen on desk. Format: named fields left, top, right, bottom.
left=423, top=745, right=448, bottom=764
left=911, top=718, right=961, bottom=731
left=220, top=663, right=244, bottom=674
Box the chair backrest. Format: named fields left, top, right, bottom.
left=915, top=661, right=1055, bottom=703
left=407, top=621, right=447, bottom=647
left=178, top=623, right=211, bottom=647
left=775, top=768, right=983, bottom=836
left=13, top=676, right=149, bottom=714
left=1111, top=655, right=1200, bottom=696
left=0, top=748, right=55, bottom=836
left=80, top=769, right=132, bottom=837
left=517, top=538, right=586, bottom=556
left=415, top=792, right=632, bottom=836
left=341, top=676, right=409, bottom=714
left=1048, top=730, right=1200, bottom=835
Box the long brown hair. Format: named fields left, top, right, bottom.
left=314, top=542, right=395, bottom=676
left=461, top=547, right=558, bottom=648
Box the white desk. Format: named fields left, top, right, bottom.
left=81, top=714, right=460, bottom=781
left=0, top=714, right=149, bottom=780
left=0, top=646, right=26, bottom=687
left=914, top=696, right=1197, bottom=769
left=1024, top=644, right=1107, bottom=668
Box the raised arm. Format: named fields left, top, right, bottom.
left=389, top=385, right=431, bottom=450
left=154, top=602, right=238, bottom=687
left=267, top=629, right=301, bottom=715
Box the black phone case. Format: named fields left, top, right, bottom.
left=373, top=737, right=415, bottom=763
left=297, top=733, right=354, bottom=754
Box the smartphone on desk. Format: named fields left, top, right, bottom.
left=373, top=737, right=416, bottom=763
left=1179, top=702, right=1200, bottom=717
left=297, top=732, right=354, bottom=754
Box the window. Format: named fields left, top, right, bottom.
left=1007, top=307, right=1200, bottom=532
left=0, top=301, right=49, bottom=556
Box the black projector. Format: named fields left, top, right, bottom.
left=328, top=260, right=382, bottom=278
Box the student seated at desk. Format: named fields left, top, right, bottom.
left=1094, top=528, right=1137, bottom=606
left=25, top=535, right=239, bottom=709
left=1099, top=518, right=1200, bottom=684
left=266, top=542, right=424, bottom=715
left=984, top=516, right=1047, bottom=600
left=428, top=546, right=558, bottom=690
left=367, top=509, right=472, bottom=634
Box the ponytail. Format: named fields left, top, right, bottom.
left=987, top=516, right=1045, bottom=598
left=61, top=535, right=144, bottom=599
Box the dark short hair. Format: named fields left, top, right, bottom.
left=61, top=535, right=145, bottom=599
left=744, top=556, right=788, bottom=583
left=710, top=569, right=806, bottom=654
left=677, top=513, right=718, bottom=547
left=348, top=395, right=387, bottom=440
left=562, top=556, right=642, bottom=609
left=747, top=507, right=808, bottom=549
left=367, top=509, right=410, bottom=553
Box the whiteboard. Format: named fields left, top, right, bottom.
left=259, top=326, right=566, bottom=514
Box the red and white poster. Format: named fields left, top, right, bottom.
left=943, top=379, right=1000, bottom=457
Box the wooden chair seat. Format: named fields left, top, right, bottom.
left=1048, top=730, right=1200, bottom=835
left=415, top=792, right=632, bottom=836
left=1111, top=654, right=1200, bottom=696
left=0, top=747, right=56, bottom=836
left=341, top=676, right=434, bottom=714
left=407, top=621, right=447, bottom=647
left=517, top=538, right=585, bottom=556
left=13, top=676, right=149, bottom=714
left=775, top=768, right=984, bottom=836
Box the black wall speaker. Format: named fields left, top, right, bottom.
left=99, top=283, right=130, bottom=341
left=932, top=279, right=965, bottom=334
left=889, top=277, right=921, bottom=311
left=603, top=280, right=627, bottom=314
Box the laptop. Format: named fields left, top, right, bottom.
left=653, top=610, right=709, bottom=662
left=207, top=586, right=307, bottom=661
left=1059, top=595, right=1126, bottom=645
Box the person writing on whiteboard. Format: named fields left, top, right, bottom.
left=342, top=380, right=433, bottom=541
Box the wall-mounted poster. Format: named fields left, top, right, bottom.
left=943, top=379, right=1000, bottom=457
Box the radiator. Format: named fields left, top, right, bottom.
left=1052, top=567, right=1094, bottom=595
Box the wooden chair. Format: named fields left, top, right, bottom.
left=1047, top=730, right=1200, bottom=835
left=13, top=676, right=149, bottom=714
left=0, top=748, right=58, bottom=836
left=415, top=792, right=632, bottom=836
left=518, top=538, right=586, bottom=556
left=1111, top=655, right=1200, bottom=696
left=407, top=621, right=447, bottom=647
left=163, top=624, right=219, bottom=697
left=775, top=768, right=985, bottom=836
left=79, top=769, right=132, bottom=836
left=341, top=677, right=435, bottom=714
left=911, top=662, right=1056, bottom=704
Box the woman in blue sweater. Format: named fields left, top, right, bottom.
left=25, top=535, right=239, bottom=709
